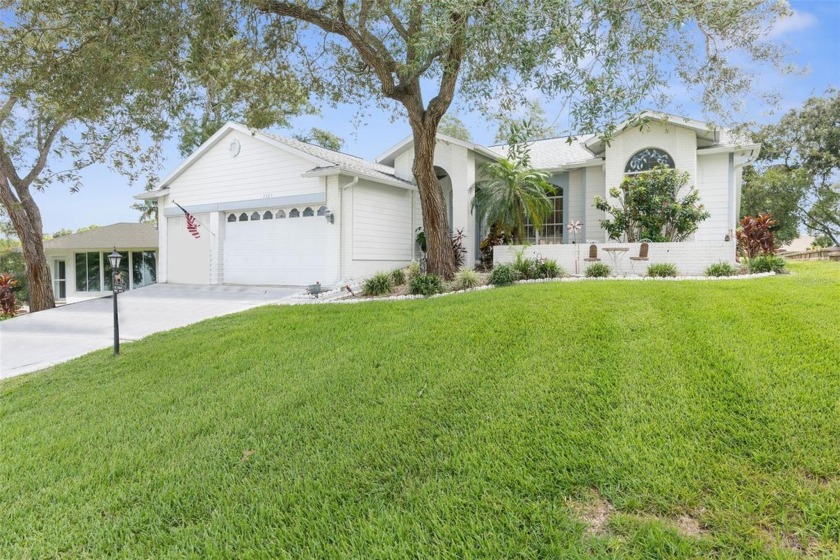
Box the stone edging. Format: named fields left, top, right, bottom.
left=281, top=272, right=776, bottom=305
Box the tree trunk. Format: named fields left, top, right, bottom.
left=0, top=170, right=55, bottom=312
left=20, top=232, right=54, bottom=311
left=410, top=120, right=456, bottom=280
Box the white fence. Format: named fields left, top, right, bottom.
left=493, top=241, right=738, bottom=276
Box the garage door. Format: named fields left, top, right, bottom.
left=223, top=209, right=332, bottom=286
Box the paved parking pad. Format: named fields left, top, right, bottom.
left=0, top=283, right=299, bottom=379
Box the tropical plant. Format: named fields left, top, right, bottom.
left=472, top=123, right=556, bottom=245
left=390, top=268, right=406, bottom=286
left=746, top=255, right=786, bottom=274
left=647, top=263, right=678, bottom=278
left=737, top=213, right=777, bottom=258
left=363, top=272, right=393, bottom=296
left=453, top=268, right=479, bottom=291
left=0, top=274, right=20, bottom=317
left=512, top=248, right=538, bottom=280
left=407, top=261, right=421, bottom=280
left=594, top=167, right=710, bottom=242
left=408, top=274, right=443, bottom=297
left=536, top=259, right=564, bottom=279
left=415, top=227, right=427, bottom=253
left=585, top=263, right=611, bottom=278
left=705, top=262, right=739, bottom=277
left=489, top=264, right=517, bottom=286
left=478, top=223, right=508, bottom=269
left=451, top=228, right=467, bottom=268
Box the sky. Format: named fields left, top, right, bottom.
left=30, top=0, right=840, bottom=234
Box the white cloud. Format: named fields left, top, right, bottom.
left=767, top=9, right=818, bottom=39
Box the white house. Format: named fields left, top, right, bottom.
left=137, top=112, right=758, bottom=286
left=44, top=223, right=158, bottom=303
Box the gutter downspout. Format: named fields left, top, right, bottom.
left=339, top=176, right=359, bottom=283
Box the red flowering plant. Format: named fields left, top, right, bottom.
left=736, top=213, right=777, bottom=258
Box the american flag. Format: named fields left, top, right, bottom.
left=174, top=201, right=200, bottom=239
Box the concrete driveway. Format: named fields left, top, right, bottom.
left=0, top=283, right=300, bottom=380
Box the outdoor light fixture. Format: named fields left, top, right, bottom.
left=108, top=248, right=122, bottom=356
left=324, top=209, right=335, bottom=224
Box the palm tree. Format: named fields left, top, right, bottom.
left=131, top=200, right=158, bottom=224
left=471, top=157, right=556, bottom=245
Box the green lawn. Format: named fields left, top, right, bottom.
left=2, top=262, right=839, bottom=558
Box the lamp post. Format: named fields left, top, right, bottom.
left=108, top=248, right=122, bottom=356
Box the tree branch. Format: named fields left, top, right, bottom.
left=426, top=11, right=467, bottom=123
left=20, top=117, right=67, bottom=189
left=257, top=0, right=401, bottom=98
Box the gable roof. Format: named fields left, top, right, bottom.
left=376, top=132, right=501, bottom=166
left=145, top=123, right=411, bottom=198
left=43, top=223, right=158, bottom=250
left=584, top=110, right=733, bottom=154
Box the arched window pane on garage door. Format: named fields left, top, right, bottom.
left=289, top=208, right=300, bottom=218
left=263, top=211, right=273, bottom=220
left=276, top=209, right=286, bottom=219
left=227, top=214, right=237, bottom=223
left=251, top=211, right=261, bottom=221
left=624, top=148, right=675, bottom=174
left=239, top=213, right=249, bottom=221
left=317, top=206, right=327, bottom=216
left=303, top=207, right=314, bottom=217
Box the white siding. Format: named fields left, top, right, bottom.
left=165, top=130, right=324, bottom=206
left=696, top=153, right=731, bottom=241
left=584, top=166, right=606, bottom=242
left=567, top=170, right=585, bottom=241
left=167, top=214, right=211, bottom=284
left=352, top=182, right=413, bottom=261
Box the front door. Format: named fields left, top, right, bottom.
left=53, top=260, right=66, bottom=300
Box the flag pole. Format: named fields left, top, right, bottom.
left=172, top=200, right=216, bottom=237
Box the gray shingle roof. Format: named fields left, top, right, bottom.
left=43, top=223, right=158, bottom=250
left=258, top=131, right=413, bottom=185
left=488, top=135, right=597, bottom=169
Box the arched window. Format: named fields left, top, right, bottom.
left=317, top=206, right=327, bottom=216
left=624, top=148, right=674, bottom=173
left=238, top=213, right=249, bottom=222
left=303, top=207, right=314, bottom=217
left=624, top=148, right=675, bottom=174
left=227, top=214, right=237, bottom=223
left=251, top=211, right=261, bottom=221
left=276, top=209, right=286, bottom=219
left=263, top=211, right=273, bottom=220
left=289, top=208, right=300, bottom=218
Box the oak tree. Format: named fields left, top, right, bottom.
left=252, top=0, right=789, bottom=278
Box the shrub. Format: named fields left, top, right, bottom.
left=705, top=261, right=738, bottom=277
left=512, top=249, right=537, bottom=279
left=453, top=268, right=479, bottom=291
left=0, top=274, right=20, bottom=317
left=407, top=260, right=421, bottom=280
left=585, top=263, right=611, bottom=278
left=390, top=268, right=406, bottom=286
left=737, top=213, right=777, bottom=258
left=409, top=274, right=443, bottom=297
left=362, top=272, right=392, bottom=296
left=746, top=254, right=786, bottom=274
left=593, top=166, right=710, bottom=242
left=489, top=264, right=517, bottom=286
left=451, top=228, right=467, bottom=268
left=536, top=259, right=565, bottom=279
left=647, top=263, right=678, bottom=277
